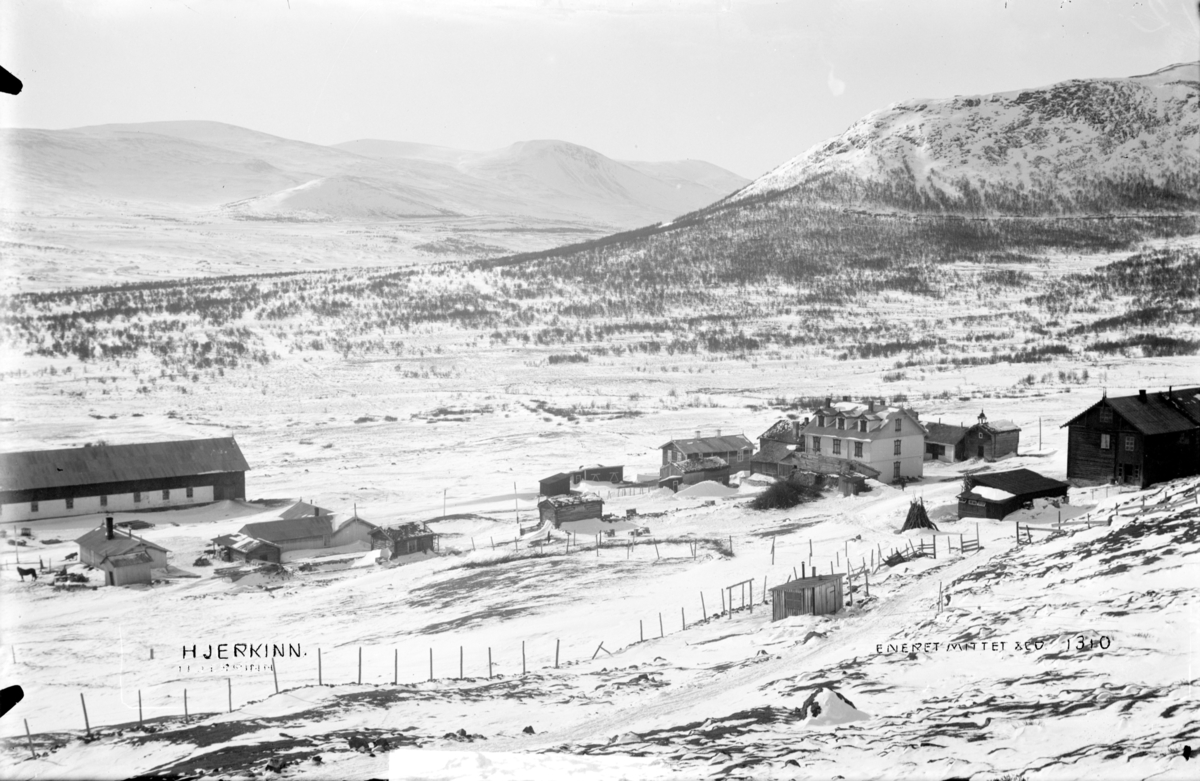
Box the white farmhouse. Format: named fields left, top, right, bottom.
left=797, top=397, right=926, bottom=483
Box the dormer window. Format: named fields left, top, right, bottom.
left=894, top=418, right=902, bottom=432
left=858, top=420, right=867, bottom=433
left=836, top=418, right=845, bottom=430
left=818, top=415, right=826, bottom=427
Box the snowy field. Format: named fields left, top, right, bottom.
left=0, top=345, right=1197, bottom=779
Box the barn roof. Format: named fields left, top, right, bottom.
left=214, top=532, right=279, bottom=554
left=240, top=516, right=331, bottom=542
left=660, top=434, right=754, bottom=455
left=0, top=437, right=249, bottom=492
left=539, top=472, right=572, bottom=483
left=924, top=422, right=970, bottom=445
left=751, top=439, right=796, bottom=464
left=76, top=527, right=169, bottom=556
left=758, top=419, right=801, bottom=444
left=1063, top=387, right=1200, bottom=436
left=539, top=492, right=603, bottom=508
left=969, top=469, right=1069, bottom=497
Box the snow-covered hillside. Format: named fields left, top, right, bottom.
left=729, top=62, right=1200, bottom=214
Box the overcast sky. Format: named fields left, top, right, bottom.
left=2, top=0, right=1195, bottom=178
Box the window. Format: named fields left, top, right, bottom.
left=858, top=420, right=867, bottom=432
left=818, top=415, right=825, bottom=427
left=1099, top=406, right=1113, bottom=424
left=186, top=487, right=194, bottom=498
left=31, top=501, right=39, bottom=512
left=100, top=495, right=108, bottom=507
left=893, top=462, right=901, bottom=478
left=812, top=436, right=821, bottom=453
left=737, top=451, right=744, bottom=462
left=66, top=497, right=74, bottom=510
left=1100, top=434, right=1111, bottom=450
left=894, top=418, right=902, bottom=432
left=894, top=439, right=902, bottom=456
left=978, top=430, right=985, bottom=438
left=1124, top=435, right=1136, bottom=452
left=854, top=441, right=863, bottom=458
left=162, top=489, right=170, bottom=500
left=836, top=418, right=845, bottom=430
left=832, top=439, right=842, bottom=455
left=134, top=491, right=142, bottom=503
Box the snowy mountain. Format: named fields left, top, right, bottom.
left=1, top=120, right=749, bottom=228
left=725, top=62, right=1199, bottom=215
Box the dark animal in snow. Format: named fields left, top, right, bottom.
left=17, top=567, right=37, bottom=581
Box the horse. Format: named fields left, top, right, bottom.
left=16, top=567, right=37, bottom=581
left=64, top=552, right=78, bottom=561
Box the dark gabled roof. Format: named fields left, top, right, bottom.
left=539, top=472, right=572, bottom=483
left=925, top=422, right=970, bottom=445
left=769, top=574, right=844, bottom=593
left=969, top=469, right=1069, bottom=497
left=758, top=419, right=800, bottom=444
left=240, top=516, right=331, bottom=543
left=538, top=492, right=603, bottom=508
left=371, top=522, right=436, bottom=540
left=660, top=434, right=754, bottom=455
left=278, top=501, right=331, bottom=520
left=0, top=437, right=249, bottom=493
left=76, top=527, right=169, bottom=556
left=1063, top=387, right=1200, bottom=436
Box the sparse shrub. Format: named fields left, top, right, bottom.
left=750, top=477, right=823, bottom=510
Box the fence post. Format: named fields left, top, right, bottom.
left=272, top=658, right=279, bottom=694
left=976, top=523, right=980, bottom=549
left=555, top=639, right=560, bottom=669
left=522, top=641, right=526, bottom=676
left=809, top=539, right=813, bottom=558
left=429, top=648, right=433, bottom=681
left=227, top=678, right=232, bottom=713
left=701, top=592, right=707, bottom=621
left=938, top=581, right=943, bottom=613
left=749, top=581, right=753, bottom=613
left=460, top=646, right=464, bottom=679
left=729, top=536, right=733, bottom=556
left=591, top=642, right=605, bottom=660
left=24, top=718, right=35, bottom=760
left=681, top=606, right=686, bottom=630
left=865, top=569, right=870, bottom=598
left=801, top=562, right=806, bottom=578
left=720, top=588, right=725, bottom=614
left=659, top=612, right=664, bottom=638
left=640, top=619, right=644, bottom=642
left=80, top=693, right=91, bottom=738
left=395, top=649, right=399, bottom=685
left=654, top=539, right=660, bottom=559
left=771, top=536, right=775, bottom=566
left=488, top=647, right=493, bottom=678
left=762, top=575, right=767, bottom=604
left=138, top=690, right=142, bottom=726
left=318, top=648, right=322, bottom=686
left=184, top=688, right=189, bottom=724
left=358, top=647, right=362, bottom=685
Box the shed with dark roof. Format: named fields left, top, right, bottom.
left=0, top=437, right=249, bottom=522
left=957, top=468, right=1070, bottom=520
left=924, top=423, right=970, bottom=462
left=538, top=492, right=604, bottom=527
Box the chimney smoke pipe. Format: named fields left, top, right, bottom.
left=105, top=516, right=114, bottom=540
left=1139, top=389, right=1147, bottom=403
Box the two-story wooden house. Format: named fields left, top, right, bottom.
left=797, top=398, right=926, bottom=483
left=1062, top=387, right=1200, bottom=488
left=659, top=432, right=754, bottom=482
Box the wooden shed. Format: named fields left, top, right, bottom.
left=370, top=522, right=438, bottom=558
left=97, top=550, right=154, bottom=587
left=239, top=502, right=333, bottom=552
left=965, top=412, right=1021, bottom=461
left=211, top=533, right=281, bottom=564
left=330, top=515, right=378, bottom=547
left=957, top=469, right=1070, bottom=520
left=769, top=574, right=845, bottom=620
left=538, top=472, right=573, bottom=498
left=538, top=493, right=603, bottom=528
left=76, top=517, right=169, bottom=569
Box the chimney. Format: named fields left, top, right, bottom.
left=1139, top=389, right=1147, bottom=403
left=716, top=429, right=722, bottom=436
left=792, top=420, right=800, bottom=439
left=868, top=400, right=875, bottom=412
left=842, top=395, right=850, bottom=402
left=695, top=430, right=701, bottom=439
left=825, top=396, right=832, bottom=408
left=105, top=516, right=114, bottom=540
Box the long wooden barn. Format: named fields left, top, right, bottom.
left=0, top=438, right=249, bottom=523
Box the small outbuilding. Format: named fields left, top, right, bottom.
left=966, top=412, right=1021, bottom=461
left=538, top=472, right=574, bottom=498
left=769, top=574, right=845, bottom=620
left=211, top=533, right=282, bottom=564
left=330, top=515, right=378, bottom=547
left=537, top=492, right=604, bottom=528
left=370, top=522, right=439, bottom=558
left=924, top=423, right=970, bottom=462
left=659, top=456, right=730, bottom=491
left=97, top=550, right=154, bottom=587
left=239, top=502, right=334, bottom=552
left=76, top=517, right=169, bottom=569
left=958, top=468, right=1070, bottom=520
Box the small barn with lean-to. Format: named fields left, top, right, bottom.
left=769, top=574, right=845, bottom=620
left=75, top=517, right=169, bottom=586
left=537, top=492, right=603, bottom=528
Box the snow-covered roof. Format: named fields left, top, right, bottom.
left=539, top=492, right=603, bottom=508
left=970, top=486, right=1016, bottom=502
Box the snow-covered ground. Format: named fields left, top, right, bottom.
left=0, top=348, right=1197, bottom=778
